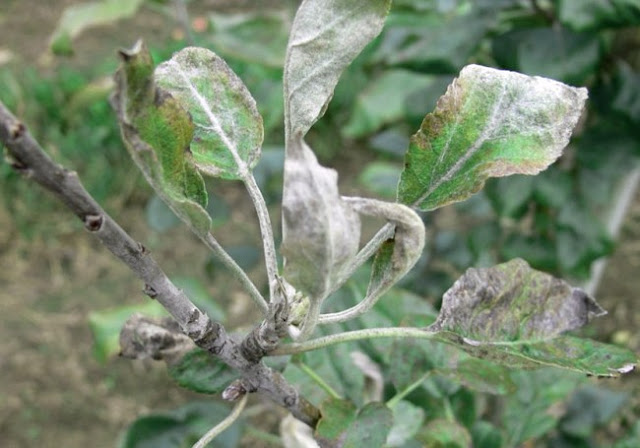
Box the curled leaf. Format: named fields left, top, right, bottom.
left=398, top=64, right=588, bottom=211
left=281, top=140, right=361, bottom=301
left=155, top=47, right=263, bottom=180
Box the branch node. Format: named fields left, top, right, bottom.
left=222, top=379, right=248, bottom=401
left=83, top=214, right=104, bottom=232
left=143, top=283, right=158, bottom=298
left=9, top=121, right=25, bottom=140
left=137, top=242, right=148, bottom=254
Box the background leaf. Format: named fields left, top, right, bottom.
left=118, top=401, right=242, bottom=448
left=557, top=0, right=640, bottom=31
left=397, top=64, right=587, bottom=211
left=155, top=47, right=263, bottom=180
left=168, top=349, right=239, bottom=395
left=50, top=0, right=144, bottom=55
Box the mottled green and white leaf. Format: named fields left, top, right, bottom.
left=284, top=0, right=392, bottom=138
left=112, top=41, right=211, bottom=237
left=429, top=259, right=637, bottom=376
left=155, top=47, right=263, bottom=179
left=398, top=64, right=588, bottom=211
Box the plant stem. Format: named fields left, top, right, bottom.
left=193, top=393, right=248, bottom=448
left=272, top=327, right=436, bottom=356
left=298, top=361, right=342, bottom=400
left=332, top=222, right=395, bottom=294
left=298, top=297, right=322, bottom=340
left=203, top=232, right=268, bottom=314
left=244, top=174, right=279, bottom=303
left=387, top=371, right=433, bottom=408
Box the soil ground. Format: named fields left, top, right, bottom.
left=1, top=1, right=639, bottom=447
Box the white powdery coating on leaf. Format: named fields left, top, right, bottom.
left=281, top=141, right=361, bottom=300
left=462, top=64, right=588, bottom=175
left=284, top=0, right=390, bottom=138
left=155, top=47, right=263, bottom=178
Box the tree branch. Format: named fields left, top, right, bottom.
left=0, top=100, right=320, bottom=428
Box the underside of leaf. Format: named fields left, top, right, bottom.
left=398, top=64, right=588, bottom=211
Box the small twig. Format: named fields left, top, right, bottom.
left=386, top=371, right=433, bottom=408
left=203, top=232, right=268, bottom=314
left=297, top=361, right=342, bottom=400
left=272, top=327, right=437, bottom=356
left=193, top=393, right=248, bottom=448
left=244, top=174, right=280, bottom=303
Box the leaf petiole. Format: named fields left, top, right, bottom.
left=386, top=371, right=433, bottom=409
left=297, top=361, right=342, bottom=400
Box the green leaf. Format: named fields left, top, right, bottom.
left=112, top=41, right=211, bottom=237
left=372, top=8, right=493, bottom=73
left=492, top=27, right=601, bottom=86
left=430, top=259, right=638, bottom=376
left=484, top=175, right=535, bottom=218
left=343, top=402, right=394, bottom=448
left=358, top=162, right=402, bottom=199
left=88, top=301, right=167, bottom=363
left=386, top=401, right=425, bottom=447
left=118, top=401, right=242, bottom=448
left=471, top=421, right=503, bottom=448
left=168, top=348, right=239, bottom=394
left=504, top=369, right=583, bottom=446
left=145, top=194, right=181, bottom=232
left=436, top=358, right=516, bottom=395
left=50, top=0, right=144, bottom=55
left=315, top=398, right=357, bottom=442
left=560, top=385, right=628, bottom=438
left=154, top=47, right=264, bottom=180
left=418, top=419, right=472, bottom=448
left=343, top=70, right=436, bottom=138
left=558, top=0, right=640, bottom=31
left=283, top=0, right=392, bottom=138
left=208, top=11, right=290, bottom=68
left=398, top=65, right=588, bottom=211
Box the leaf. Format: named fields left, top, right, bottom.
left=154, top=47, right=263, bottom=180
left=417, top=419, right=472, bottom=448
left=436, top=358, right=516, bottom=395
left=429, top=259, right=637, bottom=376
left=471, top=421, right=503, bottom=448
left=118, top=401, right=242, bottom=448
left=281, top=141, right=361, bottom=300
left=358, top=162, right=402, bottom=199
left=398, top=64, right=588, bottom=211
left=492, top=27, right=601, bottom=86
left=560, top=385, right=628, bottom=438
left=283, top=0, right=392, bottom=138
left=342, top=402, right=393, bottom=448
left=342, top=70, right=436, bottom=138
left=431, top=258, right=606, bottom=341
left=88, top=301, right=167, bottom=363
left=208, top=11, right=290, bottom=68
left=372, top=8, right=493, bottom=73
left=50, top=0, right=144, bottom=55
left=558, top=0, right=640, bottom=31
left=386, top=401, right=425, bottom=447
left=315, top=398, right=357, bottom=442
left=112, top=41, right=212, bottom=237
left=168, top=348, right=239, bottom=395
left=145, top=194, right=181, bottom=232
left=503, top=369, right=583, bottom=446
